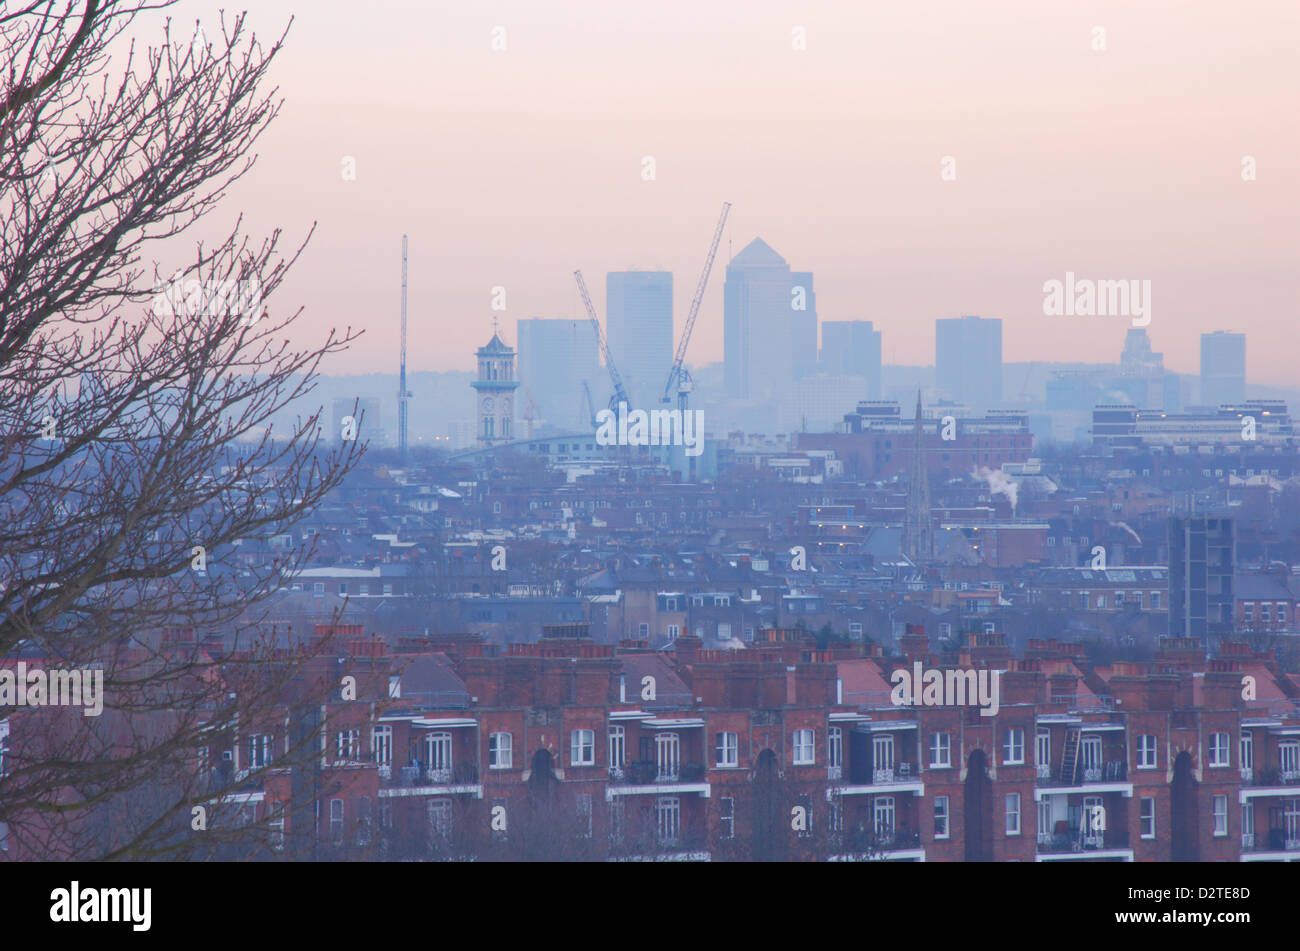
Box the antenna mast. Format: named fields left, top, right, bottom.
left=398, top=235, right=410, bottom=461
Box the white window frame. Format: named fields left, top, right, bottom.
left=828, top=727, right=842, bottom=771
left=1003, top=728, right=1025, bottom=765
left=425, top=732, right=452, bottom=781
left=248, top=733, right=273, bottom=770
left=720, top=797, right=735, bottom=839
left=1209, top=732, right=1230, bottom=768
left=793, top=728, right=815, bottom=766
left=1140, top=797, right=1155, bottom=839
left=930, top=732, right=951, bottom=768
left=873, top=796, right=895, bottom=838
left=1136, top=733, right=1157, bottom=769
left=570, top=728, right=595, bottom=766
left=335, top=729, right=360, bottom=762
left=488, top=731, right=513, bottom=769
left=1212, top=795, right=1228, bottom=837
left=655, top=732, right=681, bottom=781
left=329, top=798, right=345, bottom=843
left=1005, top=792, right=1021, bottom=836
left=608, top=725, right=625, bottom=770
left=1036, top=800, right=1052, bottom=844
left=716, top=731, right=739, bottom=768
left=934, top=795, right=950, bottom=839
left=655, top=796, right=681, bottom=846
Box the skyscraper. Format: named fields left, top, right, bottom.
left=1200, top=331, right=1246, bottom=407
left=790, top=271, right=818, bottom=381
left=1117, top=328, right=1165, bottom=408
left=935, top=315, right=1002, bottom=411
left=821, top=321, right=883, bottom=399
left=723, top=238, right=815, bottom=401
left=606, top=271, right=672, bottom=411
left=1168, top=515, right=1235, bottom=649
left=517, top=318, right=601, bottom=431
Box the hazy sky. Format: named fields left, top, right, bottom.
left=153, top=1, right=1297, bottom=382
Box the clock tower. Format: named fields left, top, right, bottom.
left=470, top=328, right=519, bottom=446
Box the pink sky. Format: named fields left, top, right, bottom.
left=157, top=1, right=1298, bottom=381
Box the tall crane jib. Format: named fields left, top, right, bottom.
left=662, top=201, right=731, bottom=408
left=573, top=269, right=629, bottom=415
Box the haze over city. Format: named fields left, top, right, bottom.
left=147, top=0, right=1298, bottom=381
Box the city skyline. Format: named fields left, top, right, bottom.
left=130, top=0, right=1297, bottom=384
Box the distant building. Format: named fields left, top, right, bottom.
left=1200, top=331, right=1246, bottom=407
left=790, top=272, right=818, bottom=381
left=724, top=238, right=814, bottom=402
left=1091, top=401, right=1294, bottom=449
left=780, top=374, right=869, bottom=433
left=1168, top=515, right=1235, bottom=648
left=794, top=400, right=1032, bottom=480
left=606, top=271, right=673, bottom=411
left=821, top=321, right=882, bottom=399
left=516, top=318, right=600, bottom=432
left=1116, top=328, right=1165, bottom=409
left=936, top=316, right=1002, bottom=411
left=470, top=331, right=520, bottom=446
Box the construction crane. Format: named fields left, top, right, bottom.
left=574, top=269, right=629, bottom=414
left=581, top=380, right=597, bottom=430
left=397, top=234, right=411, bottom=461
left=661, top=201, right=731, bottom=412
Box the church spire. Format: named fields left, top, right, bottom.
left=902, top=390, right=934, bottom=563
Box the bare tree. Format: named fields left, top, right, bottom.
left=0, top=1, right=363, bottom=859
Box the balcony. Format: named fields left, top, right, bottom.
left=1036, top=760, right=1129, bottom=794
left=378, top=761, right=482, bottom=798
left=608, top=832, right=710, bottom=862
left=1239, top=766, right=1300, bottom=799
left=872, top=763, right=916, bottom=785
left=606, top=761, right=710, bottom=799
left=837, top=762, right=923, bottom=796
left=829, top=827, right=924, bottom=861
left=1036, top=828, right=1132, bottom=861
left=1240, top=829, right=1300, bottom=861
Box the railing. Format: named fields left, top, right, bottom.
left=1242, top=767, right=1300, bottom=788
left=1045, top=694, right=1116, bottom=712
left=835, top=828, right=921, bottom=853
left=1036, top=829, right=1130, bottom=854
left=869, top=762, right=916, bottom=785
left=609, top=832, right=709, bottom=858
left=609, top=761, right=706, bottom=785
left=395, top=689, right=472, bottom=711
left=1037, top=764, right=1052, bottom=780
left=388, top=761, right=479, bottom=786
left=1241, top=830, right=1300, bottom=853
left=1043, top=759, right=1126, bottom=786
